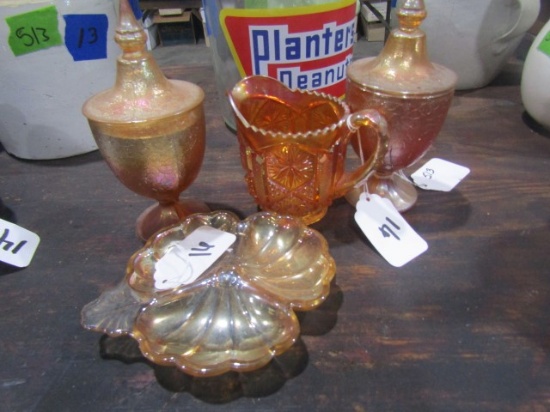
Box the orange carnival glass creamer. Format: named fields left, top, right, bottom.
left=229, top=75, right=388, bottom=225
left=203, top=0, right=358, bottom=129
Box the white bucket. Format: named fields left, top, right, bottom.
left=0, top=0, right=118, bottom=159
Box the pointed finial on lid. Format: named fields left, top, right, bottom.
left=346, top=0, right=456, bottom=95
left=397, top=0, right=427, bottom=31
left=115, top=0, right=147, bottom=54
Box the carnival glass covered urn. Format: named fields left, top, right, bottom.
left=82, top=0, right=207, bottom=241
left=346, top=0, right=456, bottom=211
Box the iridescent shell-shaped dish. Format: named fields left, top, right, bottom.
left=81, top=211, right=336, bottom=377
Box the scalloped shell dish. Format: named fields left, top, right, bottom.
left=81, top=211, right=336, bottom=377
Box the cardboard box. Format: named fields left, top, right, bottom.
left=360, top=4, right=387, bottom=42
left=362, top=1, right=388, bottom=22
left=153, top=10, right=191, bottom=24
left=154, top=11, right=201, bottom=45
left=159, top=8, right=184, bottom=16
left=142, top=9, right=155, bottom=28
left=141, top=10, right=159, bottom=50
left=364, top=21, right=385, bottom=42
left=198, top=7, right=210, bottom=47
left=145, top=24, right=159, bottom=50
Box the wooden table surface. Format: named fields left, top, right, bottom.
left=1, top=54, right=550, bottom=411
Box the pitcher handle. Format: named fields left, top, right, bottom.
left=334, top=109, right=389, bottom=197
left=492, top=0, right=540, bottom=55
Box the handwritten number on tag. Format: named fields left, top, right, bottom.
left=422, top=168, right=435, bottom=180
left=189, top=241, right=215, bottom=256
left=0, top=219, right=40, bottom=267
left=0, top=228, right=27, bottom=254
left=379, top=217, right=401, bottom=240
left=355, top=194, right=427, bottom=267
left=411, top=158, right=470, bottom=192
left=154, top=227, right=236, bottom=290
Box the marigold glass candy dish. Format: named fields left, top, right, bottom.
left=81, top=211, right=336, bottom=377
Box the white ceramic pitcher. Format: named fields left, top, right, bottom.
left=521, top=17, right=550, bottom=130
left=397, top=0, right=540, bottom=90
left=0, top=0, right=118, bottom=159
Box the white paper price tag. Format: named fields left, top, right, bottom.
left=0, top=218, right=40, bottom=268
left=411, top=158, right=470, bottom=192
left=154, top=226, right=236, bottom=290
left=354, top=193, right=427, bottom=267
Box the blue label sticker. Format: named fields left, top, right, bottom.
left=129, top=0, right=143, bottom=20
left=63, top=14, right=108, bottom=62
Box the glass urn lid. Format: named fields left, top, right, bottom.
left=347, top=0, right=457, bottom=97
left=82, top=0, right=204, bottom=124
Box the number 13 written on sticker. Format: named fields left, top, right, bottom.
left=64, top=13, right=109, bottom=61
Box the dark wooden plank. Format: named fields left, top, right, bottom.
left=1, top=58, right=550, bottom=411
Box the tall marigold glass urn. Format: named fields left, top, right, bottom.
left=82, top=0, right=207, bottom=241
left=345, top=0, right=456, bottom=211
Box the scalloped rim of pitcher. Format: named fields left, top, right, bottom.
left=229, top=75, right=352, bottom=140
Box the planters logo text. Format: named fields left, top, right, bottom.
left=220, top=0, right=357, bottom=97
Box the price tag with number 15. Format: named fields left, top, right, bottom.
left=411, top=158, right=470, bottom=192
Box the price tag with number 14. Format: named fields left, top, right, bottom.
left=354, top=193, right=428, bottom=267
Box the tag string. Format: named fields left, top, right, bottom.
left=356, top=131, right=373, bottom=199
